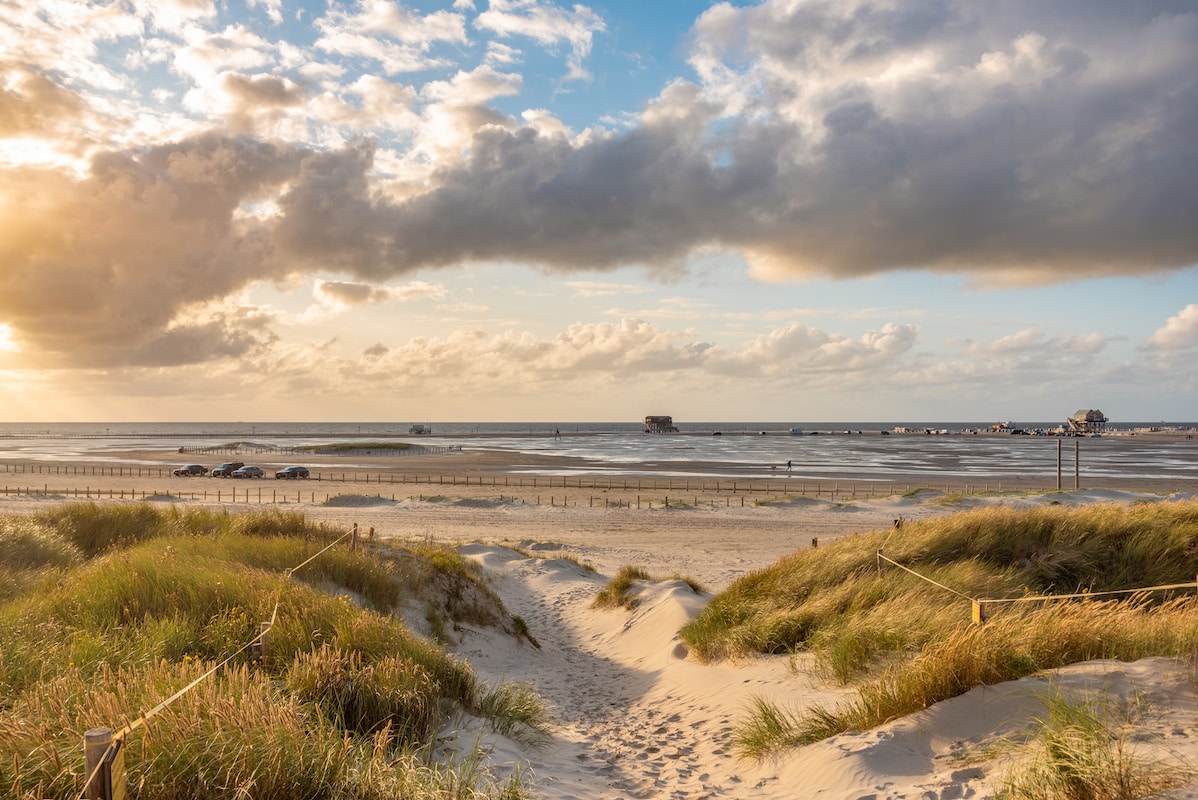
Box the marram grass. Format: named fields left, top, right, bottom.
left=591, top=565, right=706, bottom=611
left=0, top=505, right=547, bottom=800
left=996, top=690, right=1192, bottom=800
left=705, top=500, right=1198, bottom=759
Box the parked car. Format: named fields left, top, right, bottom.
left=211, top=462, right=245, bottom=477
left=275, top=466, right=310, bottom=479
left=172, top=464, right=208, bottom=476
left=231, top=466, right=264, bottom=479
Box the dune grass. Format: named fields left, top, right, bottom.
left=591, top=565, right=707, bottom=610
left=0, top=503, right=547, bottom=799
left=300, top=442, right=418, bottom=454
left=592, top=565, right=652, bottom=609
left=681, top=501, right=1198, bottom=758
left=997, top=691, right=1191, bottom=799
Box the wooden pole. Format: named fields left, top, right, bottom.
left=83, top=723, right=117, bottom=800
left=1075, top=439, right=1080, bottom=490
left=1056, top=438, right=1062, bottom=491
left=258, top=621, right=271, bottom=665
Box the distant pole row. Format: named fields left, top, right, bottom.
left=0, top=464, right=1022, bottom=496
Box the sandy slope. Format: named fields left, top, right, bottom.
left=450, top=521, right=1198, bottom=800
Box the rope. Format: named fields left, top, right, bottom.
left=982, top=581, right=1198, bottom=606
left=876, top=551, right=976, bottom=602
left=286, top=528, right=355, bottom=577
left=77, top=635, right=261, bottom=799
left=76, top=525, right=357, bottom=798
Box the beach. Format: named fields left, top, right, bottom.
left=3, top=441, right=1198, bottom=798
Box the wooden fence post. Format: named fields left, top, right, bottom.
left=83, top=727, right=125, bottom=800
left=254, top=621, right=272, bottom=665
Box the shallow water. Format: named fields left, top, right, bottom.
left=0, top=422, right=1195, bottom=483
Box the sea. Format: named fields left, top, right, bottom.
left=0, top=421, right=1196, bottom=484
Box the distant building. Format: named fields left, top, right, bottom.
left=643, top=415, right=679, bottom=433
left=1065, top=409, right=1108, bottom=435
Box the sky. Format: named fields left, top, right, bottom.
left=1, top=0, right=1196, bottom=424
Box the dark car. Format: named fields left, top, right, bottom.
left=211, top=461, right=245, bottom=477
left=172, top=464, right=208, bottom=476
left=275, top=466, right=310, bottom=479
left=231, top=465, right=264, bottom=479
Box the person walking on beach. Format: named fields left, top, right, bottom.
left=554, top=428, right=561, bottom=440
left=786, top=460, right=792, bottom=471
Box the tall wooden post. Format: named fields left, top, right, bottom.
left=1056, top=439, right=1062, bottom=491
left=1075, top=439, right=1080, bottom=490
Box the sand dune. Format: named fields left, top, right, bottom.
left=452, top=537, right=1198, bottom=800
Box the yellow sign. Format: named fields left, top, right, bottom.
left=105, top=742, right=127, bottom=800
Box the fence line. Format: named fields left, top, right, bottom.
left=0, top=485, right=824, bottom=509
left=2, top=461, right=1031, bottom=499
left=876, top=548, right=1198, bottom=624
left=78, top=526, right=358, bottom=799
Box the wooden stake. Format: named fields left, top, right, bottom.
left=83, top=727, right=125, bottom=800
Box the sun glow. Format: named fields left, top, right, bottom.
left=0, top=324, right=18, bottom=351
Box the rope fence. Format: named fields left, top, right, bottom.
left=875, top=549, right=1198, bottom=624
left=78, top=525, right=360, bottom=800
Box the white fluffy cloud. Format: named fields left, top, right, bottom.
left=475, top=0, right=604, bottom=81
left=1144, top=305, right=1198, bottom=351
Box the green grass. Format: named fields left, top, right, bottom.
left=0, top=504, right=544, bottom=799
left=997, top=690, right=1190, bottom=799
left=678, top=501, right=1198, bottom=757
left=591, top=565, right=652, bottom=609
left=684, top=502, right=1198, bottom=668
left=591, top=566, right=706, bottom=610
left=298, top=442, right=418, bottom=454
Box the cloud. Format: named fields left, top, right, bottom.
left=475, top=0, right=606, bottom=82
left=0, top=65, right=89, bottom=138
left=690, top=0, right=1198, bottom=284
left=6, top=0, right=1198, bottom=387
left=313, top=279, right=396, bottom=309
left=565, top=281, right=652, bottom=298
left=243, top=0, right=1197, bottom=289
left=314, top=1, right=468, bottom=74
left=247, top=0, right=284, bottom=25
left=259, top=0, right=1197, bottom=287
left=1, top=2, right=142, bottom=93
left=312, top=278, right=449, bottom=311
left=965, top=330, right=1108, bottom=357
left=0, top=133, right=306, bottom=366
left=710, top=322, right=919, bottom=378
left=213, top=73, right=307, bottom=135
left=1143, top=304, right=1198, bottom=351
